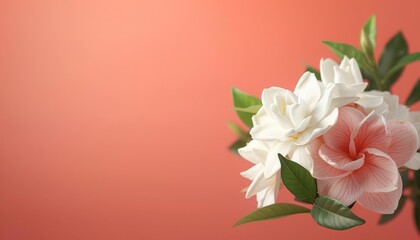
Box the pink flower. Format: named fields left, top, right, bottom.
left=310, top=107, right=418, bottom=214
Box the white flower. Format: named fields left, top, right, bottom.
left=320, top=56, right=367, bottom=96
left=359, top=90, right=409, bottom=120
left=239, top=140, right=281, bottom=208
left=358, top=90, right=420, bottom=169
left=250, top=72, right=357, bottom=177
left=320, top=56, right=383, bottom=109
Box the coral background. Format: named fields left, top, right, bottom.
left=0, top=0, right=419, bottom=239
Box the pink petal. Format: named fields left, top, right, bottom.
left=357, top=176, right=402, bottom=214
left=309, top=141, right=349, bottom=180
left=353, top=148, right=399, bottom=193
left=319, top=175, right=363, bottom=206
left=387, top=120, right=419, bottom=167
left=324, top=107, right=365, bottom=153
left=319, top=144, right=364, bottom=171
left=351, top=112, right=391, bottom=154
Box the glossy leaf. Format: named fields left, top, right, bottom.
left=378, top=196, right=407, bottom=225
left=234, top=203, right=310, bottom=227
left=278, top=154, right=317, bottom=203
left=406, top=79, right=420, bottom=106
left=378, top=32, right=408, bottom=89
left=322, top=41, right=367, bottom=69
left=232, top=87, right=261, bottom=128
left=360, top=16, right=376, bottom=62
left=311, top=196, right=366, bottom=230
left=384, top=53, right=420, bottom=81
left=305, top=66, right=321, bottom=80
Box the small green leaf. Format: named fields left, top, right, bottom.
left=311, top=196, right=366, bottom=230
left=360, top=16, right=376, bottom=62
left=278, top=154, right=317, bottom=203
left=322, top=41, right=367, bottom=69
left=229, top=139, right=247, bottom=155
left=305, top=66, right=321, bottom=80
left=406, top=79, right=420, bottom=106
left=234, top=105, right=262, bottom=114
left=378, top=32, right=408, bottom=89
left=232, top=87, right=261, bottom=128
left=234, top=203, right=310, bottom=227
left=378, top=196, right=407, bottom=225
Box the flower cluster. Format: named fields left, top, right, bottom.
left=239, top=56, right=420, bottom=213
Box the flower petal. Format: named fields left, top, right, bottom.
left=238, top=140, right=268, bottom=164
left=310, top=141, right=350, bottom=180
left=320, top=58, right=338, bottom=85
left=256, top=175, right=281, bottom=208
left=295, top=72, right=321, bottom=109
left=353, top=148, right=399, bottom=192
left=404, top=153, right=420, bottom=170
left=250, top=108, right=288, bottom=140
left=318, top=175, right=363, bottom=206
left=323, top=107, right=365, bottom=153
left=387, top=120, right=418, bottom=166
left=351, top=111, right=391, bottom=154
left=240, top=164, right=264, bottom=180
left=319, top=144, right=364, bottom=171
left=358, top=176, right=402, bottom=214
left=264, top=140, right=292, bottom=178
left=291, top=146, right=314, bottom=173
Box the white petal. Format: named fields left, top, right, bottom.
left=404, top=153, right=420, bottom=170
left=356, top=92, right=384, bottom=109
left=240, top=164, right=264, bottom=180
left=250, top=108, right=289, bottom=140
left=320, top=58, right=338, bottom=85
left=295, top=72, right=321, bottom=109
left=238, top=140, right=269, bottom=164
left=245, top=171, right=269, bottom=198
left=349, top=58, right=364, bottom=84
left=291, top=146, right=314, bottom=173
left=264, top=140, right=292, bottom=178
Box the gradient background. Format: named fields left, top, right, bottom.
left=0, top=0, right=419, bottom=239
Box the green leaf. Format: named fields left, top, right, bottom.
left=322, top=41, right=367, bottom=69
left=378, top=196, right=407, bottom=225
left=384, top=53, right=420, bottom=81
left=305, top=66, right=321, bottom=80
left=406, top=79, right=420, bottom=106
left=311, top=196, right=366, bottom=230
left=229, top=139, right=247, bottom=155
left=378, top=32, right=408, bottom=89
left=360, top=16, right=376, bottom=62
left=278, top=154, right=317, bottom=203
left=234, top=105, right=262, bottom=114
left=234, top=203, right=310, bottom=227
left=232, top=87, right=261, bottom=128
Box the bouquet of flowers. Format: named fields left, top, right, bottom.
left=229, top=16, right=420, bottom=230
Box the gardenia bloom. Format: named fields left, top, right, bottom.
left=310, top=107, right=418, bottom=214
left=320, top=56, right=383, bottom=109
left=250, top=72, right=357, bottom=177
left=239, top=140, right=281, bottom=208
